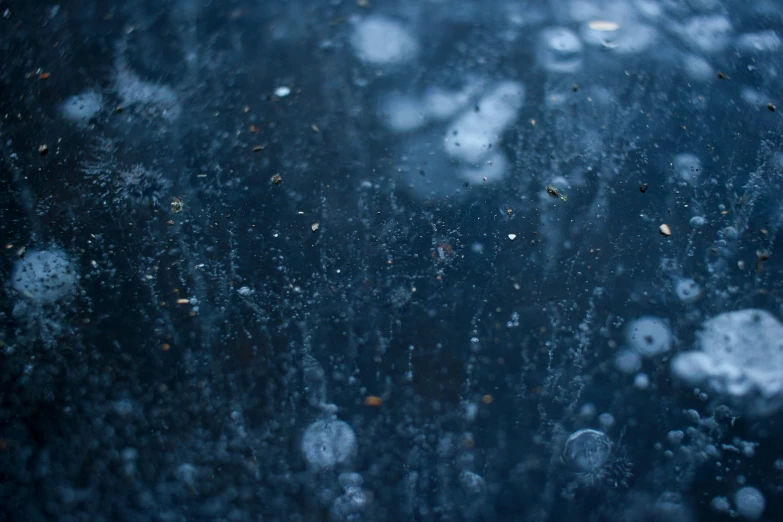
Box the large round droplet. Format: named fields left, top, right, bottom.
left=12, top=249, right=77, bottom=305
left=735, top=486, right=765, bottom=520
left=564, top=429, right=612, bottom=473
left=626, top=317, right=672, bottom=358
left=301, top=419, right=357, bottom=470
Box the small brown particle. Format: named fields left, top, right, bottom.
left=171, top=197, right=183, bottom=213
left=167, top=219, right=175, bottom=226
left=639, top=183, right=648, bottom=193
left=161, top=343, right=171, bottom=352
left=768, top=103, right=776, bottom=112
left=482, top=394, right=494, bottom=404
left=363, top=395, right=383, bottom=406
left=38, top=72, right=50, bottom=80
left=176, top=298, right=190, bottom=305
left=270, top=173, right=282, bottom=185
left=38, top=144, right=48, bottom=156
left=249, top=124, right=259, bottom=133
left=506, top=207, right=513, bottom=215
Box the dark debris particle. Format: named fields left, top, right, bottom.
left=572, top=83, right=579, bottom=92
left=756, top=250, right=771, bottom=273
left=640, top=183, right=648, bottom=193
left=38, top=144, right=48, bottom=156
left=768, top=103, right=776, bottom=112
left=270, top=173, right=282, bottom=185
left=717, top=71, right=727, bottom=79
left=252, top=145, right=264, bottom=152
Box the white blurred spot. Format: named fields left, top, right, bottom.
left=538, top=27, right=584, bottom=72
left=588, top=20, right=619, bottom=32
left=61, top=90, right=103, bottom=124
left=689, top=216, right=707, bottom=227
left=616, top=349, right=642, bottom=374
left=634, top=373, right=650, bottom=389
left=116, top=69, right=181, bottom=120
left=12, top=249, right=77, bottom=305
left=672, top=309, right=783, bottom=416
left=605, top=24, right=657, bottom=54
left=301, top=419, right=357, bottom=469
left=682, top=54, right=713, bottom=81
left=458, top=151, right=509, bottom=185
left=736, top=31, right=782, bottom=53
left=331, top=486, right=369, bottom=520
left=598, top=412, right=615, bottom=430
left=626, top=317, right=672, bottom=358
left=422, top=86, right=476, bottom=121
left=379, top=94, right=426, bottom=133
left=675, top=278, right=701, bottom=303
left=681, top=15, right=733, bottom=53
left=444, top=82, right=525, bottom=164
left=711, top=496, right=730, bottom=512
left=351, top=16, right=418, bottom=65
left=459, top=470, right=486, bottom=495
left=667, top=430, right=684, bottom=445
left=569, top=1, right=602, bottom=22
left=741, top=87, right=769, bottom=107
left=735, top=487, right=765, bottom=520
left=564, top=429, right=612, bottom=472
left=673, top=153, right=701, bottom=184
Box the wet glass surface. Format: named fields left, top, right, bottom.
left=1, top=0, right=783, bottom=520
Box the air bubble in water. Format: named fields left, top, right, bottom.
left=626, top=317, right=672, bottom=358
left=12, top=249, right=77, bottom=305
left=681, top=15, right=733, bottom=53
left=301, top=419, right=357, bottom=470
left=675, top=278, right=701, bottom=303
left=734, top=486, right=765, bottom=519
left=564, top=429, right=612, bottom=473
left=673, top=153, right=701, bottom=184
left=330, top=486, right=369, bottom=521
left=537, top=27, right=583, bottom=73
left=671, top=309, right=783, bottom=416
left=459, top=470, right=486, bottom=495
left=351, top=16, right=418, bottom=65
left=61, top=90, right=103, bottom=124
